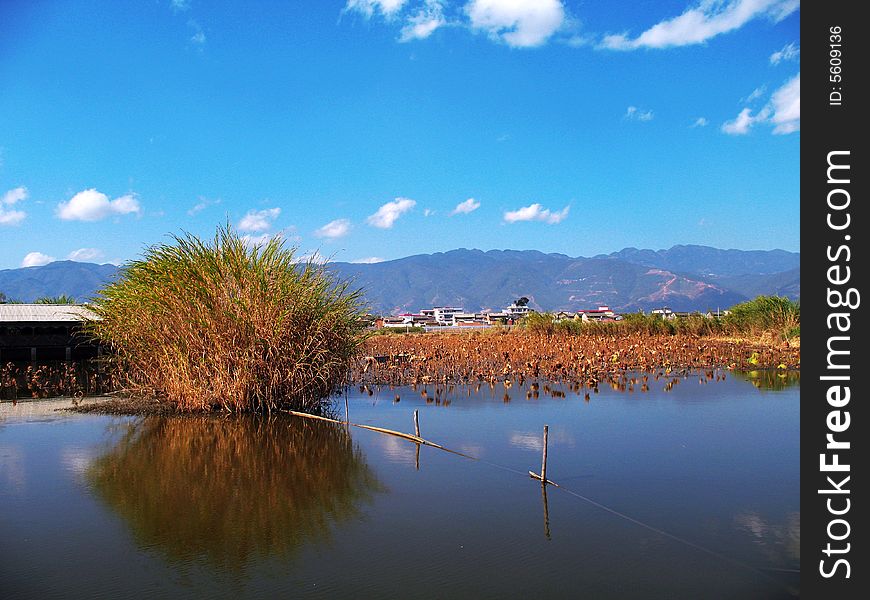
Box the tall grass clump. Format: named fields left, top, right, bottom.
left=88, top=226, right=367, bottom=413
left=725, top=295, right=800, bottom=338
left=521, top=312, right=559, bottom=335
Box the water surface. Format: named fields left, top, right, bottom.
left=0, top=371, right=799, bottom=598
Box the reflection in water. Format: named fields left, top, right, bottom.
left=0, top=444, right=26, bottom=495
left=734, top=511, right=800, bottom=567
left=733, top=370, right=800, bottom=391
left=87, top=415, right=382, bottom=569
left=509, top=429, right=575, bottom=452
left=541, top=483, right=551, bottom=541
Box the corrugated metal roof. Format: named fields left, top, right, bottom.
left=0, top=304, right=98, bottom=323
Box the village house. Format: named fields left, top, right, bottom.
left=503, top=301, right=532, bottom=319
left=553, top=311, right=579, bottom=322
left=577, top=305, right=619, bottom=322
left=432, top=306, right=465, bottom=324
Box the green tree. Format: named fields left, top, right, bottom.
left=34, top=295, right=77, bottom=304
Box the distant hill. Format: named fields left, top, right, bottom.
left=0, top=246, right=799, bottom=313
left=714, top=266, right=801, bottom=300
left=0, top=261, right=120, bottom=303
left=599, top=245, right=800, bottom=278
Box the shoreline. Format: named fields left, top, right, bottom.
left=3, top=331, right=799, bottom=416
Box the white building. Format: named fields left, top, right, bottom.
left=503, top=302, right=532, bottom=318
left=432, top=306, right=464, bottom=324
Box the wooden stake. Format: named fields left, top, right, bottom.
left=541, top=424, right=549, bottom=485
left=344, top=394, right=349, bottom=424
left=414, top=409, right=421, bottom=437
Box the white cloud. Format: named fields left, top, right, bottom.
left=188, top=20, right=206, bottom=48
left=770, top=41, right=799, bottom=64
left=2, top=186, right=27, bottom=206
left=744, top=85, right=766, bottom=103
left=770, top=73, right=800, bottom=134
left=238, top=208, right=281, bottom=232
left=67, top=248, right=105, bottom=262
left=423, top=208, right=435, bottom=217
left=503, top=203, right=569, bottom=224
left=625, top=106, right=654, bottom=121
left=367, top=197, right=416, bottom=228
left=295, top=250, right=329, bottom=264
left=345, top=0, right=408, bottom=18
left=451, top=197, right=481, bottom=215
left=722, top=107, right=761, bottom=134
left=240, top=233, right=274, bottom=248
left=0, top=186, right=27, bottom=225
left=314, top=218, right=352, bottom=239
left=56, top=189, right=141, bottom=221
left=21, top=251, right=56, bottom=268
left=171, top=0, right=190, bottom=12
left=400, top=0, right=445, bottom=41
left=600, top=0, right=800, bottom=50
left=0, top=209, right=26, bottom=226
left=466, top=0, right=565, bottom=48
left=187, top=196, right=221, bottom=216
left=722, top=73, right=798, bottom=135
left=352, top=256, right=386, bottom=264
left=692, top=117, right=708, bottom=127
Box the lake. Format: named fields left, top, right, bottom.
left=0, top=371, right=799, bottom=598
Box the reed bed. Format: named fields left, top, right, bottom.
left=724, top=295, right=800, bottom=338
left=522, top=297, right=800, bottom=341
left=354, top=330, right=799, bottom=388
left=87, top=226, right=367, bottom=413
left=0, top=360, right=116, bottom=400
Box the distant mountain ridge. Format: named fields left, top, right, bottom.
left=598, top=245, right=800, bottom=278
left=0, top=246, right=799, bottom=314
left=0, top=261, right=121, bottom=305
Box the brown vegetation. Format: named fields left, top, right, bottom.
left=354, top=330, right=799, bottom=388
left=87, top=226, right=366, bottom=413
left=0, top=360, right=117, bottom=400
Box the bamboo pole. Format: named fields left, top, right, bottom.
left=413, top=409, right=420, bottom=437
left=529, top=425, right=558, bottom=486
left=282, top=409, right=476, bottom=460
left=541, top=425, right=549, bottom=484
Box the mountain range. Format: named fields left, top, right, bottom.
left=0, top=245, right=799, bottom=314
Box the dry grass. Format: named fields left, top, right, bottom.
left=87, top=225, right=367, bottom=413
left=1, top=360, right=115, bottom=400
left=355, top=330, right=799, bottom=387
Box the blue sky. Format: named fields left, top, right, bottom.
left=0, top=0, right=800, bottom=269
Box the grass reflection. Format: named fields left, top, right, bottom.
left=87, top=415, right=382, bottom=569
left=733, top=370, right=800, bottom=391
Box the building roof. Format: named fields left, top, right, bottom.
left=0, top=304, right=98, bottom=323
